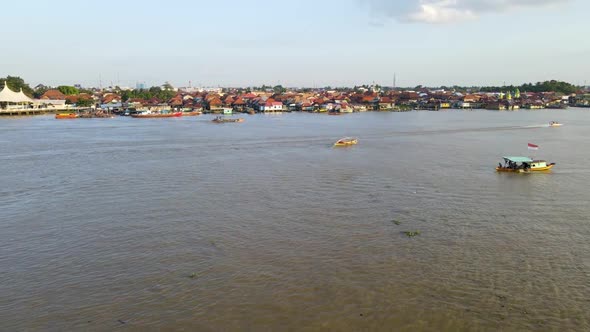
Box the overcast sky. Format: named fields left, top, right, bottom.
left=1, top=0, right=588, bottom=88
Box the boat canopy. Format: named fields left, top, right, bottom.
left=503, top=156, right=533, bottom=163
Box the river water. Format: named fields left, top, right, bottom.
left=1, top=109, right=589, bottom=331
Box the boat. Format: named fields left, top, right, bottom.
left=55, top=113, right=79, bottom=119
left=549, top=121, right=563, bottom=127
left=212, top=116, right=245, bottom=123
left=333, top=137, right=358, bottom=147
left=496, top=156, right=555, bottom=173
left=77, top=109, right=115, bottom=118
left=131, top=111, right=182, bottom=118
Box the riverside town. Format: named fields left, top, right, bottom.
left=1, top=76, right=589, bottom=117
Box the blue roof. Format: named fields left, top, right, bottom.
left=503, top=156, right=533, bottom=163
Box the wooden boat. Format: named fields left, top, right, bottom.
left=334, top=137, right=358, bottom=147
left=212, top=116, right=244, bottom=123
left=131, top=112, right=182, bottom=118
left=496, top=156, right=555, bottom=173
left=55, top=113, right=79, bottom=119
left=549, top=121, right=563, bottom=127
left=78, top=111, right=114, bottom=118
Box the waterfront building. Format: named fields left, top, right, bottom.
left=0, top=82, right=67, bottom=114
left=0, top=82, right=35, bottom=110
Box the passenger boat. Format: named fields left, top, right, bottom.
left=333, top=137, right=358, bottom=147
left=131, top=111, right=182, bottom=118
left=212, top=116, right=245, bottom=123
left=55, top=113, right=79, bottom=119
left=549, top=121, right=562, bottom=127
left=496, top=156, right=555, bottom=173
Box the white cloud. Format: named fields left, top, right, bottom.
left=361, top=0, right=570, bottom=24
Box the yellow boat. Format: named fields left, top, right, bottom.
left=549, top=121, right=563, bottom=127
left=496, top=156, right=555, bottom=173
left=334, top=137, right=358, bottom=147
left=55, top=113, right=79, bottom=119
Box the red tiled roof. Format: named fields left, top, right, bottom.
left=209, top=97, right=223, bottom=106
left=41, top=89, right=65, bottom=100
left=242, top=93, right=258, bottom=99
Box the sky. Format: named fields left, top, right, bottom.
left=1, top=0, right=588, bottom=88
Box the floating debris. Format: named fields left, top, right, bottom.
left=391, top=220, right=402, bottom=225
left=403, top=231, right=421, bottom=237
left=189, top=273, right=198, bottom=279
left=117, top=320, right=126, bottom=325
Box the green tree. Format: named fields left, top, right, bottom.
left=76, top=98, right=93, bottom=107
left=121, top=90, right=131, bottom=102
left=57, top=85, right=80, bottom=95
left=33, top=86, right=49, bottom=98
left=0, top=76, right=34, bottom=97
left=162, top=82, right=174, bottom=91
left=273, top=85, right=286, bottom=94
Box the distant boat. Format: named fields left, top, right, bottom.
left=549, top=121, right=563, bottom=127
left=496, top=156, right=555, bottom=173
left=131, top=111, right=182, bottom=118
left=55, top=113, right=79, bottom=119
left=334, top=137, right=358, bottom=147
left=212, top=116, right=244, bottom=123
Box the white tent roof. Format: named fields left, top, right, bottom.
left=0, top=82, right=34, bottom=103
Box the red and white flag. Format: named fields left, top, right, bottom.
left=528, top=143, right=539, bottom=151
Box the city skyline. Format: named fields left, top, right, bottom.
left=2, top=0, right=588, bottom=88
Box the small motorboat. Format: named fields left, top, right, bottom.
left=212, top=116, right=245, bottom=123
left=334, top=137, right=358, bottom=147
left=496, top=156, right=555, bottom=173
left=131, top=111, right=182, bottom=118
left=549, top=121, right=563, bottom=127
left=55, top=113, right=79, bottom=119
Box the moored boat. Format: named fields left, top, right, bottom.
left=55, top=113, right=79, bottom=119
left=334, top=137, right=358, bottom=147
left=496, top=156, right=555, bottom=173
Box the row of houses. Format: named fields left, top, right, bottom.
left=32, top=85, right=589, bottom=113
